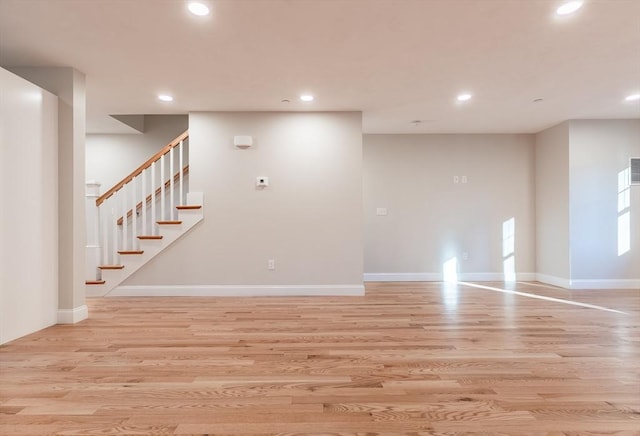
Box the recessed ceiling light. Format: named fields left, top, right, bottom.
left=556, top=1, right=583, bottom=16
left=158, top=94, right=174, bottom=102
left=188, top=2, right=210, bottom=16
left=625, top=93, right=640, bottom=102
left=457, top=93, right=472, bottom=102
left=300, top=94, right=314, bottom=102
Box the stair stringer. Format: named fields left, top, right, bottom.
left=86, top=207, right=203, bottom=297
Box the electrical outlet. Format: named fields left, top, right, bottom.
left=268, top=259, right=275, bottom=270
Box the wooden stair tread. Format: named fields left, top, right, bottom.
left=137, top=235, right=163, bottom=240
left=157, top=220, right=182, bottom=225
left=99, top=265, right=124, bottom=270
left=118, top=250, right=144, bottom=255
left=85, top=280, right=106, bottom=285
left=176, top=205, right=202, bottom=210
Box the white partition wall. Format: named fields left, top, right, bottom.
left=0, top=68, right=59, bottom=344
left=569, top=120, right=640, bottom=288
left=121, top=112, right=364, bottom=296
left=535, top=122, right=571, bottom=287
left=363, top=133, right=536, bottom=282
left=9, top=66, right=88, bottom=323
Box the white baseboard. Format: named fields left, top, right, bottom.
left=363, top=273, right=440, bottom=282
left=364, top=272, right=537, bottom=282
left=535, top=273, right=571, bottom=289
left=568, top=279, right=640, bottom=290
left=57, top=305, right=88, bottom=324
left=109, top=284, right=365, bottom=297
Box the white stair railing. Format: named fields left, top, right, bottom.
left=86, top=131, right=189, bottom=281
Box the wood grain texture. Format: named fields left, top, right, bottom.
left=1, top=281, right=638, bottom=435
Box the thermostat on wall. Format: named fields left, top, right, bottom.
left=234, top=135, right=253, bottom=148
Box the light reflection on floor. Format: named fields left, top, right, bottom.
left=457, top=281, right=628, bottom=315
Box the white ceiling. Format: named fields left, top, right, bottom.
left=1, top=0, right=639, bottom=134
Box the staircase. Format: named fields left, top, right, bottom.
left=85, top=131, right=203, bottom=297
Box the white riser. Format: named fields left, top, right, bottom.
left=86, top=207, right=203, bottom=297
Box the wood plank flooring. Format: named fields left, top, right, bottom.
left=1, top=281, right=639, bottom=435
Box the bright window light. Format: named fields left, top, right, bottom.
left=442, top=283, right=458, bottom=311
left=459, top=282, right=626, bottom=315
left=188, top=2, right=210, bottom=16
left=502, top=218, right=516, bottom=282
left=618, top=168, right=631, bottom=256
left=443, top=257, right=458, bottom=283
left=618, top=212, right=631, bottom=256
left=502, top=218, right=515, bottom=258
left=556, top=1, right=583, bottom=16
left=503, top=257, right=516, bottom=283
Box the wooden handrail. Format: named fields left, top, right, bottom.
left=116, top=166, right=189, bottom=225
left=96, top=130, right=189, bottom=206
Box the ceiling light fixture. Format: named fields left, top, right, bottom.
left=625, top=93, right=640, bottom=102
left=158, top=94, right=174, bottom=102
left=556, top=1, right=583, bottom=16
left=300, top=94, right=314, bottom=102
left=457, top=93, right=472, bottom=102
left=188, top=2, right=210, bottom=16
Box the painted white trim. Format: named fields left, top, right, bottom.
left=462, top=272, right=537, bottom=282
left=363, top=273, right=440, bottom=282
left=109, top=284, right=365, bottom=297
left=57, top=305, right=88, bottom=324
left=535, top=273, right=572, bottom=289
left=568, top=279, right=640, bottom=290
left=363, top=272, right=537, bottom=282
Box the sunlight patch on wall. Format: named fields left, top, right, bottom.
left=502, top=217, right=516, bottom=282
left=443, top=257, right=458, bottom=283
left=618, top=168, right=631, bottom=256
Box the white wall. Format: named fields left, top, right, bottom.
left=123, top=112, right=364, bottom=293
left=0, top=68, right=58, bottom=344
left=86, top=115, right=188, bottom=191
left=569, top=119, right=640, bottom=286
left=9, top=67, right=88, bottom=321
left=363, top=134, right=536, bottom=281
left=535, top=122, right=571, bottom=286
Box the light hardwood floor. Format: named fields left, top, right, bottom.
left=1, top=281, right=639, bottom=435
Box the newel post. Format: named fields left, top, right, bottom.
left=85, top=180, right=102, bottom=281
